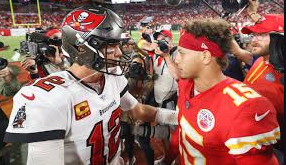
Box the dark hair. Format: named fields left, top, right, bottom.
left=216, top=56, right=229, bottom=70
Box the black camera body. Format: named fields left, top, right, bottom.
left=157, top=39, right=169, bottom=53
left=128, top=61, right=146, bottom=79
left=0, top=57, right=8, bottom=70
left=19, top=32, right=62, bottom=65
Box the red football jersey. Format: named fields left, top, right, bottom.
left=177, top=77, right=280, bottom=165
left=244, top=56, right=284, bottom=152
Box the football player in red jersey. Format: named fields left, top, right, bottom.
left=157, top=18, right=281, bottom=165
left=4, top=6, right=178, bottom=165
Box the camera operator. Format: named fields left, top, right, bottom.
left=0, top=58, right=21, bottom=97
left=153, top=30, right=178, bottom=109
left=137, top=26, right=157, bottom=57
left=20, top=29, right=70, bottom=79
left=121, top=54, right=156, bottom=165
left=0, top=57, right=22, bottom=165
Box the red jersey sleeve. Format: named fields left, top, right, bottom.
left=225, top=97, right=280, bottom=165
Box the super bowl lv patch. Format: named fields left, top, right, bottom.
left=13, top=104, right=27, bottom=128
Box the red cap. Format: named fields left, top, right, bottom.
left=45, top=29, right=61, bottom=38
left=160, top=30, right=173, bottom=40
left=241, top=14, right=284, bottom=34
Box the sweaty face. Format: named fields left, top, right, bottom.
left=251, top=33, right=270, bottom=56
left=100, top=43, right=123, bottom=73
left=175, top=46, right=203, bottom=79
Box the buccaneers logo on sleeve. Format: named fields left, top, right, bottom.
left=61, top=10, right=106, bottom=32
left=74, top=100, right=91, bottom=120
left=13, top=105, right=27, bottom=128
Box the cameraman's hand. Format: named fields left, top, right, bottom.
left=0, top=66, right=12, bottom=82
left=155, top=41, right=173, bottom=58
left=45, top=45, right=63, bottom=65
left=247, top=0, right=259, bottom=14
left=21, top=56, right=38, bottom=74
left=155, top=47, right=169, bottom=58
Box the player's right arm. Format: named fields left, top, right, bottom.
left=4, top=77, right=70, bottom=165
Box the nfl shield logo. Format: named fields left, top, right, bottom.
left=197, top=109, right=215, bottom=132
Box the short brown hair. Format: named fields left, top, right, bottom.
left=184, top=18, right=233, bottom=55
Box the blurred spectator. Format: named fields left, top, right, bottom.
left=241, top=12, right=284, bottom=155
left=0, top=58, right=23, bottom=165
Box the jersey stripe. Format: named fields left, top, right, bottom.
left=180, top=116, right=203, bottom=146
left=246, top=60, right=264, bottom=82
left=250, top=66, right=268, bottom=84
left=120, top=84, right=129, bottom=97
left=225, top=127, right=280, bottom=155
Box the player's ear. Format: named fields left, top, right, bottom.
left=201, top=50, right=212, bottom=65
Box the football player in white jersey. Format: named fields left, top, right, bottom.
left=4, top=6, right=177, bottom=165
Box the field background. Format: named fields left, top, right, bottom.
left=0, top=30, right=180, bottom=61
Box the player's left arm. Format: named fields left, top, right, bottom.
left=225, top=97, right=280, bottom=165
left=118, top=74, right=178, bottom=124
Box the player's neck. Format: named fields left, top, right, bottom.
left=68, top=64, right=103, bottom=83
left=193, top=71, right=226, bottom=93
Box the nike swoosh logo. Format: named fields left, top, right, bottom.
left=21, top=93, right=35, bottom=101
left=255, top=110, right=270, bottom=122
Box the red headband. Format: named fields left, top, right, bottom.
left=178, top=32, right=224, bottom=58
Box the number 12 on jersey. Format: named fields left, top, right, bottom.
left=87, top=107, right=122, bottom=165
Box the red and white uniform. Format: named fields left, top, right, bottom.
left=244, top=57, right=284, bottom=152
left=177, top=77, right=280, bottom=165
left=5, top=70, right=138, bottom=165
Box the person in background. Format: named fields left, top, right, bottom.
left=240, top=0, right=284, bottom=155
left=21, top=28, right=70, bottom=79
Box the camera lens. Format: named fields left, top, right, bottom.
left=0, top=57, right=8, bottom=70
left=45, top=46, right=57, bottom=57
left=158, top=40, right=169, bottom=53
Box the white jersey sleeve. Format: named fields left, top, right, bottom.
left=115, top=75, right=129, bottom=98
left=113, top=74, right=138, bottom=111
left=120, top=91, right=138, bottom=111
left=4, top=78, right=71, bottom=143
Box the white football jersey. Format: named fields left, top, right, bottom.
left=5, top=70, right=138, bottom=165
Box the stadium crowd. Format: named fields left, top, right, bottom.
left=0, top=0, right=284, bottom=29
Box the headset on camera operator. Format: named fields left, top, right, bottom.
left=20, top=29, right=70, bottom=79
